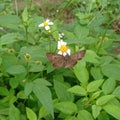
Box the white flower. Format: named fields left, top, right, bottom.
left=38, top=19, right=53, bottom=30
left=57, top=40, right=71, bottom=56
left=58, top=33, right=64, bottom=40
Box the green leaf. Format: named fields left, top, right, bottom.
left=9, top=105, right=20, bottom=120
left=112, top=86, right=120, bottom=100
left=100, top=56, right=113, bottom=66
left=101, top=0, right=107, bottom=8
left=77, top=110, right=94, bottom=120
left=64, top=31, right=77, bottom=44
left=7, top=65, right=27, bottom=75
left=103, top=104, right=120, bottom=120
left=17, top=91, right=26, bottom=99
left=0, top=87, right=9, bottom=96
left=80, top=37, right=97, bottom=44
left=96, top=95, right=115, bottom=105
left=38, top=106, right=50, bottom=119
left=84, top=50, right=99, bottom=64
left=2, top=53, right=18, bottom=69
left=102, top=78, right=116, bottom=94
left=9, top=77, right=19, bottom=89
left=33, top=81, right=54, bottom=118
left=98, top=111, right=110, bottom=120
left=92, top=105, right=101, bottom=119
left=91, top=67, right=103, bottom=80
left=24, top=82, right=33, bottom=97
left=0, top=33, right=21, bottom=45
left=0, top=14, right=20, bottom=29
left=19, top=46, right=47, bottom=63
left=87, top=79, right=104, bottom=92
left=65, top=116, right=78, bottom=120
left=68, top=85, right=87, bottom=96
left=73, top=61, right=89, bottom=86
left=0, top=108, right=9, bottom=115
left=22, top=8, right=29, bottom=22
left=26, top=107, right=37, bottom=120
left=91, top=91, right=102, bottom=100
left=101, top=64, right=120, bottom=80
left=74, top=25, right=89, bottom=40
left=54, top=80, right=74, bottom=101
left=55, top=101, right=77, bottom=115
left=29, top=64, right=44, bottom=72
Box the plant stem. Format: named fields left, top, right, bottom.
left=25, top=26, right=29, bottom=47
left=26, top=62, right=29, bottom=81
left=14, top=0, right=18, bottom=16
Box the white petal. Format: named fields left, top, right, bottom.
left=38, top=23, right=44, bottom=27
left=46, top=19, right=50, bottom=22
left=58, top=51, right=62, bottom=55
left=45, top=26, right=50, bottom=30
left=61, top=41, right=67, bottom=46
left=57, top=40, right=63, bottom=49
left=67, top=49, right=71, bottom=55
left=48, top=22, right=53, bottom=25
left=63, top=52, right=67, bottom=56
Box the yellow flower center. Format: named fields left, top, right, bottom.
left=43, top=21, right=48, bottom=26
left=60, top=45, right=68, bottom=52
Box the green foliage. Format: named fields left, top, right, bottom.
left=0, top=0, right=120, bottom=119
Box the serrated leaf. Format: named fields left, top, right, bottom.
left=74, top=25, right=89, bottom=40
left=84, top=50, right=99, bottom=64
left=73, top=61, right=89, bottom=86
left=96, top=95, right=115, bottom=105
left=7, top=65, right=27, bottom=75
left=0, top=87, right=9, bottom=96
left=38, top=106, right=50, bottom=119
left=112, top=86, right=120, bottom=100
left=9, top=77, right=19, bottom=89
left=33, top=81, right=54, bottom=118
left=92, top=105, right=101, bottom=119
left=22, top=8, right=28, bottom=22
left=103, top=104, right=120, bottom=120
left=0, top=14, right=20, bottom=29
left=26, top=107, right=37, bottom=120
left=24, top=82, right=33, bottom=97
left=9, top=105, right=20, bottom=120
left=0, top=108, right=9, bottom=115
left=2, top=53, right=18, bottom=69
left=98, top=111, right=110, bottom=120
left=101, top=64, right=120, bottom=80
left=17, top=91, right=26, bottom=99
left=54, top=80, right=74, bottom=101
left=87, top=79, right=104, bottom=92
left=102, top=78, right=116, bottom=94
left=91, top=67, right=103, bottom=80
left=91, top=91, right=102, bottom=100
left=0, top=33, right=20, bottom=45
left=68, top=85, right=87, bottom=96
left=55, top=101, right=77, bottom=115
left=77, top=110, right=94, bottom=120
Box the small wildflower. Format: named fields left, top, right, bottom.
left=34, top=60, right=42, bottom=65
left=8, top=48, right=15, bottom=53
left=58, top=40, right=70, bottom=56
left=58, top=32, right=64, bottom=40
left=22, top=79, right=26, bottom=83
left=38, top=19, right=53, bottom=30
left=24, top=53, right=31, bottom=62
left=56, top=10, right=59, bottom=13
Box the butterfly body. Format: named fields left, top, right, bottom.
left=46, top=50, right=86, bottom=68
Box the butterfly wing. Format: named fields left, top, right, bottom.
left=65, top=50, right=86, bottom=68
left=46, top=53, right=65, bottom=68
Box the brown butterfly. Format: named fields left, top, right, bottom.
left=46, top=50, right=86, bottom=68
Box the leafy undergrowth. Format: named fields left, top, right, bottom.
left=0, top=0, right=120, bottom=120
